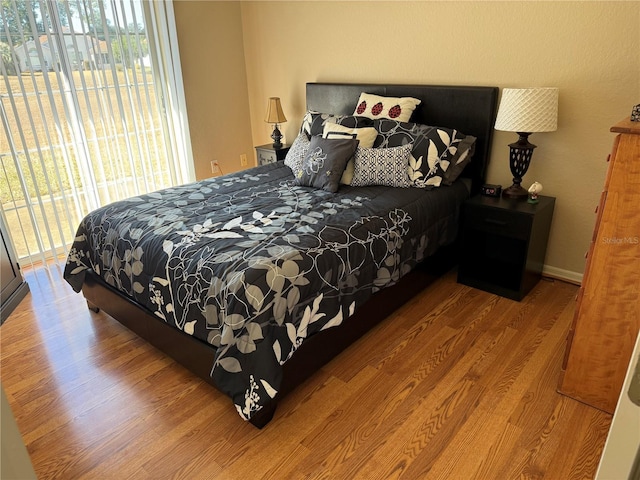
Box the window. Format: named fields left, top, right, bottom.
left=0, top=0, right=194, bottom=267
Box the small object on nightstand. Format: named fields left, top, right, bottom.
left=255, top=143, right=290, bottom=166
left=527, top=181, right=543, bottom=204
left=481, top=184, right=502, bottom=197
left=631, top=104, right=640, bottom=122
left=457, top=195, right=555, bottom=301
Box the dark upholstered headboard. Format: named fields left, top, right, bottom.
left=306, top=83, right=499, bottom=195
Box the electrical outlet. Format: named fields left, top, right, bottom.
left=210, top=160, right=221, bottom=174
left=240, top=154, right=248, bottom=167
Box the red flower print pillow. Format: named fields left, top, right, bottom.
left=353, top=93, right=421, bottom=122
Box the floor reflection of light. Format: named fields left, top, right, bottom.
left=2, top=261, right=150, bottom=452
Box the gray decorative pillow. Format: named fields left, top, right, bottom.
left=294, top=136, right=359, bottom=192
left=284, top=132, right=310, bottom=178
left=322, top=123, right=378, bottom=185
left=351, top=144, right=413, bottom=188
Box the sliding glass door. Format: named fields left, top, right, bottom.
left=0, top=0, right=193, bottom=266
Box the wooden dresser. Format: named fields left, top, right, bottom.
left=558, top=117, right=640, bottom=413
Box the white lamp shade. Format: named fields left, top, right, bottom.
left=494, top=88, right=558, bottom=133
left=264, top=97, right=287, bottom=124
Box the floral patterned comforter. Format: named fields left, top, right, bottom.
left=64, top=162, right=468, bottom=421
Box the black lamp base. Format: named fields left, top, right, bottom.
left=271, top=124, right=283, bottom=149
left=502, top=184, right=529, bottom=199
left=502, top=132, right=536, bottom=200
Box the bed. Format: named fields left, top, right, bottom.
left=64, top=83, right=499, bottom=428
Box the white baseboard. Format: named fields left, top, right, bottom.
left=542, top=265, right=583, bottom=285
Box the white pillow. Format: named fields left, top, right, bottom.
left=353, top=92, right=421, bottom=122
left=322, top=123, right=377, bottom=185
left=322, top=122, right=377, bottom=148
left=351, top=144, right=413, bottom=188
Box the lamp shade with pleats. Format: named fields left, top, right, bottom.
left=495, top=88, right=558, bottom=133
left=264, top=97, right=287, bottom=124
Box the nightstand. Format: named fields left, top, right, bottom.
left=457, top=195, right=555, bottom=301
left=255, top=144, right=290, bottom=166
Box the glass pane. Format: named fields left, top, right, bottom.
left=0, top=0, right=185, bottom=264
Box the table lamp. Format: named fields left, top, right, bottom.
left=264, top=97, right=287, bottom=149
left=494, top=87, right=558, bottom=199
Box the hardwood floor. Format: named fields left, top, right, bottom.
left=1, top=264, right=611, bottom=479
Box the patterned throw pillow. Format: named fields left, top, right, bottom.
left=322, top=123, right=378, bottom=185
left=294, top=136, right=359, bottom=192
left=441, top=141, right=476, bottom=185
left=284, top=132, right=310, bottom=177
left=373, top=119, right=476, bottom=189
left=322, top=122, right=377, bottom=148
left=351, top=144, right=413, bottom=188
left=353, top=93, right=421, bottom=122
left=300, top=111, right=374, bottom=138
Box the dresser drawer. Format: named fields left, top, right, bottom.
left=592, top=190, right=607, bottom=242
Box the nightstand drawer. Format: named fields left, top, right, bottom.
left=255, top=144, right=290, bottom=166
left=258, top=149, right=278, bottom=165
left=464, top=206, right=532, bottom=241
